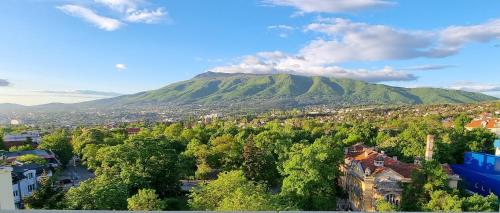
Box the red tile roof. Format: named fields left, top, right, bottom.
left=346, top=144, right=454, bottom=178
left=465, top=119, right=499, bottom=129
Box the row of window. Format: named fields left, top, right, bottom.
left=27, top=183, right=36, bottom=192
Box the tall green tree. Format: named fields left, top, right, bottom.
left=462, top=193, right=499, bottom=212
left=39, top=129, right=73, bottom=166
left=189, top=170, right=276, bottom=211
left=24, top=176, right=64, bottom=209
left=424, top=190, right=462, bottom=212
left=280, top=136, right=344, bottom=210
left=127, top=189, right=166, bottom=211
left=65, top=176, right=128, bottom=210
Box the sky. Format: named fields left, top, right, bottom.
left=0, top=0, right=499, bottom=105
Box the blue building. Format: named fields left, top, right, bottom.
left=451, top=139, right=500, bottom=196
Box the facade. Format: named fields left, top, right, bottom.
left=10, top=164, right=53, bottom=208
left=0, top=167, right=15, bottom=210
left=339, top=135, right=460, bottom=211
left=465, top=118, right=500, bottom=136
left=451, top=139, right=500, bottom=197
left=3, top=131, right=42, bottom=149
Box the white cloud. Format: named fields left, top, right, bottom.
left=58, top=0, right=167, bottom=31
left=263, top=0, right=395, bottom=13
left=301, top=18, right=500, bottom=63
left=268, top=25, right=295, bottom=37
left=115, top=63, right=127, bottom=70
left=125, top=8, right=167, bottom=23
left=449, top=82, right=500, bottom=93
left=210, top=52, right=416, bottom=82
left=40, top=90, right=122, bottom=97
left=57, top=5, right=123, bottom=31
left=211, top=18, right=500, bottom=82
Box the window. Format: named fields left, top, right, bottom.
left=13, top=190, right=19, bottom=197
left=28, top=172, right=34, bottom=179
left=385, top=194, right=399, bottom=206
left=28, top=185, right=32, bottom=192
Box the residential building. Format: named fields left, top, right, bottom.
left=2, top=131, right=42, bottom=149
left=10, top=164, right=53, bottom=208
left=465, top=118, right=500, bottom=136
left=339, top=135, right=460, bottom=211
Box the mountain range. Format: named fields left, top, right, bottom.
left=0, top=72, right=497, bottom=113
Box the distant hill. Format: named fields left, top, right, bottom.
left=84, top=72, right=497, bottom=109
left=1, top=72, right=497, bottom=113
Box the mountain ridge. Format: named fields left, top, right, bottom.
left=0, top=72, right=497, bottom=113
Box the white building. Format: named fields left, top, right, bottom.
left=11, top=164, right=53, bottom=208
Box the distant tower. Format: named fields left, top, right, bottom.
left=495, top=139, right=500, bottom=157
left=425, top=135, right=434, bottom=161
left=0, top=166, right=15, bottom=210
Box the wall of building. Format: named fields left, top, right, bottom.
left=0, top=167, right=15, bottom=210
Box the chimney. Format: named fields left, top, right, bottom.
left=393, top=156, right=398, bottom=161
left=344, top=147, right=349, bottom=155
left=425, top=135, right=434, bottom=161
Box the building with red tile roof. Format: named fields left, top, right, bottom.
left=465, top=118, right=500, bottom=136
left=338, top=135, right=460, bottom=211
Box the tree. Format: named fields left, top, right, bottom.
left=465, top=128, right=496, bottom=154
left=462, top=193, right=499, bottom=212
left=16, top=154, right=47, bottom=165
left=401, top=160, right=450, bottom=211
left=39, top=129, right=73, bottom=166
left=72, top=128, right=105, bottom=156
left=375, top=199, right=397, bottom=212
left=189, top=170, right=276, bottom=211
left=280, top=136, right=344, bottom=210
left=424, top=190, right=462, bottom=212
left=242, top=136, right=279, bottom=185
left=9, top=144, right=34, bottom=152
left=96, top=136, right=181, bottom=197
left=64, top=176, right=128, bottom=210
left=24, top=176, right=64, bottom=209
left=127, top=189, right=166, bottom=211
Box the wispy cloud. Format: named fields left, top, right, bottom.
left=115, top=63, right=127, bottom=71
left=400, top=65, right=455, bottom=71
left=125, top=8, right=167, bottom=24
left=58, top=0, right=167, bottom=31
left=39, top=90, right=123, bottom=97
left=0, top=79, right=10, bottom=87
left=263, top=0, right=395, bottom=13
left=268, top=25, right=295, bottom=38
left=449, top=82, right=500, bottom=93
left=57, top=5, right=123, bottom=31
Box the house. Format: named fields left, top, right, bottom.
left=465, top=118, right=500, bottom=136
left=2, top=131, right=42, bottom=149
left=339, top=135, right=460, bottom=211
left=2, top=150, right=61, bottom=168
left=451, top=139, right=500, bottom=197
left=126, top=128, right=141, bottom=135
left=11, top=164, right=53, bottom=208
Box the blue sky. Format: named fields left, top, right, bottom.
left=0, top=0, right=499, bottom=105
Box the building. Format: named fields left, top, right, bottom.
left=2, top=131, right=42, bottom=149
left=11, top=164, right=53, bottom=208
left=0, top=167, right=15, bottom=210
left=2, top=150, right=61, bottom=168
left=339, top=135, right=460, bottom=211
left=451, top=139, right=500, bottom=197
left=465, top=118, right=500, bottom=136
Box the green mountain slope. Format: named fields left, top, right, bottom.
left=87, top=72, right=497, bottom=109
